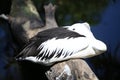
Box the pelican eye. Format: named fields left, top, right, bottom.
left=72, top=28, right=75, bottom=30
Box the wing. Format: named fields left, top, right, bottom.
left=17, top=37, right=88, bottom=63
left=33, top=27, right=85, bottom=39
left=36, top=37, right=89, bottom=60
left=16, top=28, right=87, bottom=64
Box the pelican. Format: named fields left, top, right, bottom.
left=16, top=22, right=107, bottom=65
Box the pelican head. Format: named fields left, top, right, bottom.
left=67, top=22, right=107, bottom=56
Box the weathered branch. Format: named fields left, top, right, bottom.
left=9, top=0, right=44, bottom=47
left=44, top=3, right=58, bottom=28
left=46, top=59, right=98, bottom=80
left=9, top=0, right=58, bottom=47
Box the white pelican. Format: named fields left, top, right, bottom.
left=16, top=22, right=107, bottom=65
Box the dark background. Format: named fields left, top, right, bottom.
left=0, top=0, right=120, bottom=80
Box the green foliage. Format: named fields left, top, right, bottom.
left=32, top=0, right=109, bottom=26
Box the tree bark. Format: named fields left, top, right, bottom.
left=46, top=59, right=98, bottom=80
left=44, top=3, right=58, bottom=28
left=9, top=0, right=58, bottom=48
left=9, top=0, right=44, bottom=47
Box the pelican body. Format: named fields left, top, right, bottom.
left=16, top=22, right=107, bottom=65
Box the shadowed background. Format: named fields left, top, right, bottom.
left=0, top=0, right=120, bottom=80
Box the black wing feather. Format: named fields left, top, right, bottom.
left=16, top=27, right=85, bottom=59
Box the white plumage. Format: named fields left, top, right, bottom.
left=17, top=22, right=107, bottom=65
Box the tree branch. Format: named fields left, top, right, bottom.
left=46, top=59, right=98, bottom=80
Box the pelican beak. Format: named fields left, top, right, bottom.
left=93, top=40, right=107, bottom=55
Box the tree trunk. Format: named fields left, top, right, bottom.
left=46, top=59, right=98, bottom=80
left=44, top=3, right=58, bottom=28
left=9, top=0, right=44, bottom=47
left=9, top=0, right=58, bottom=48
